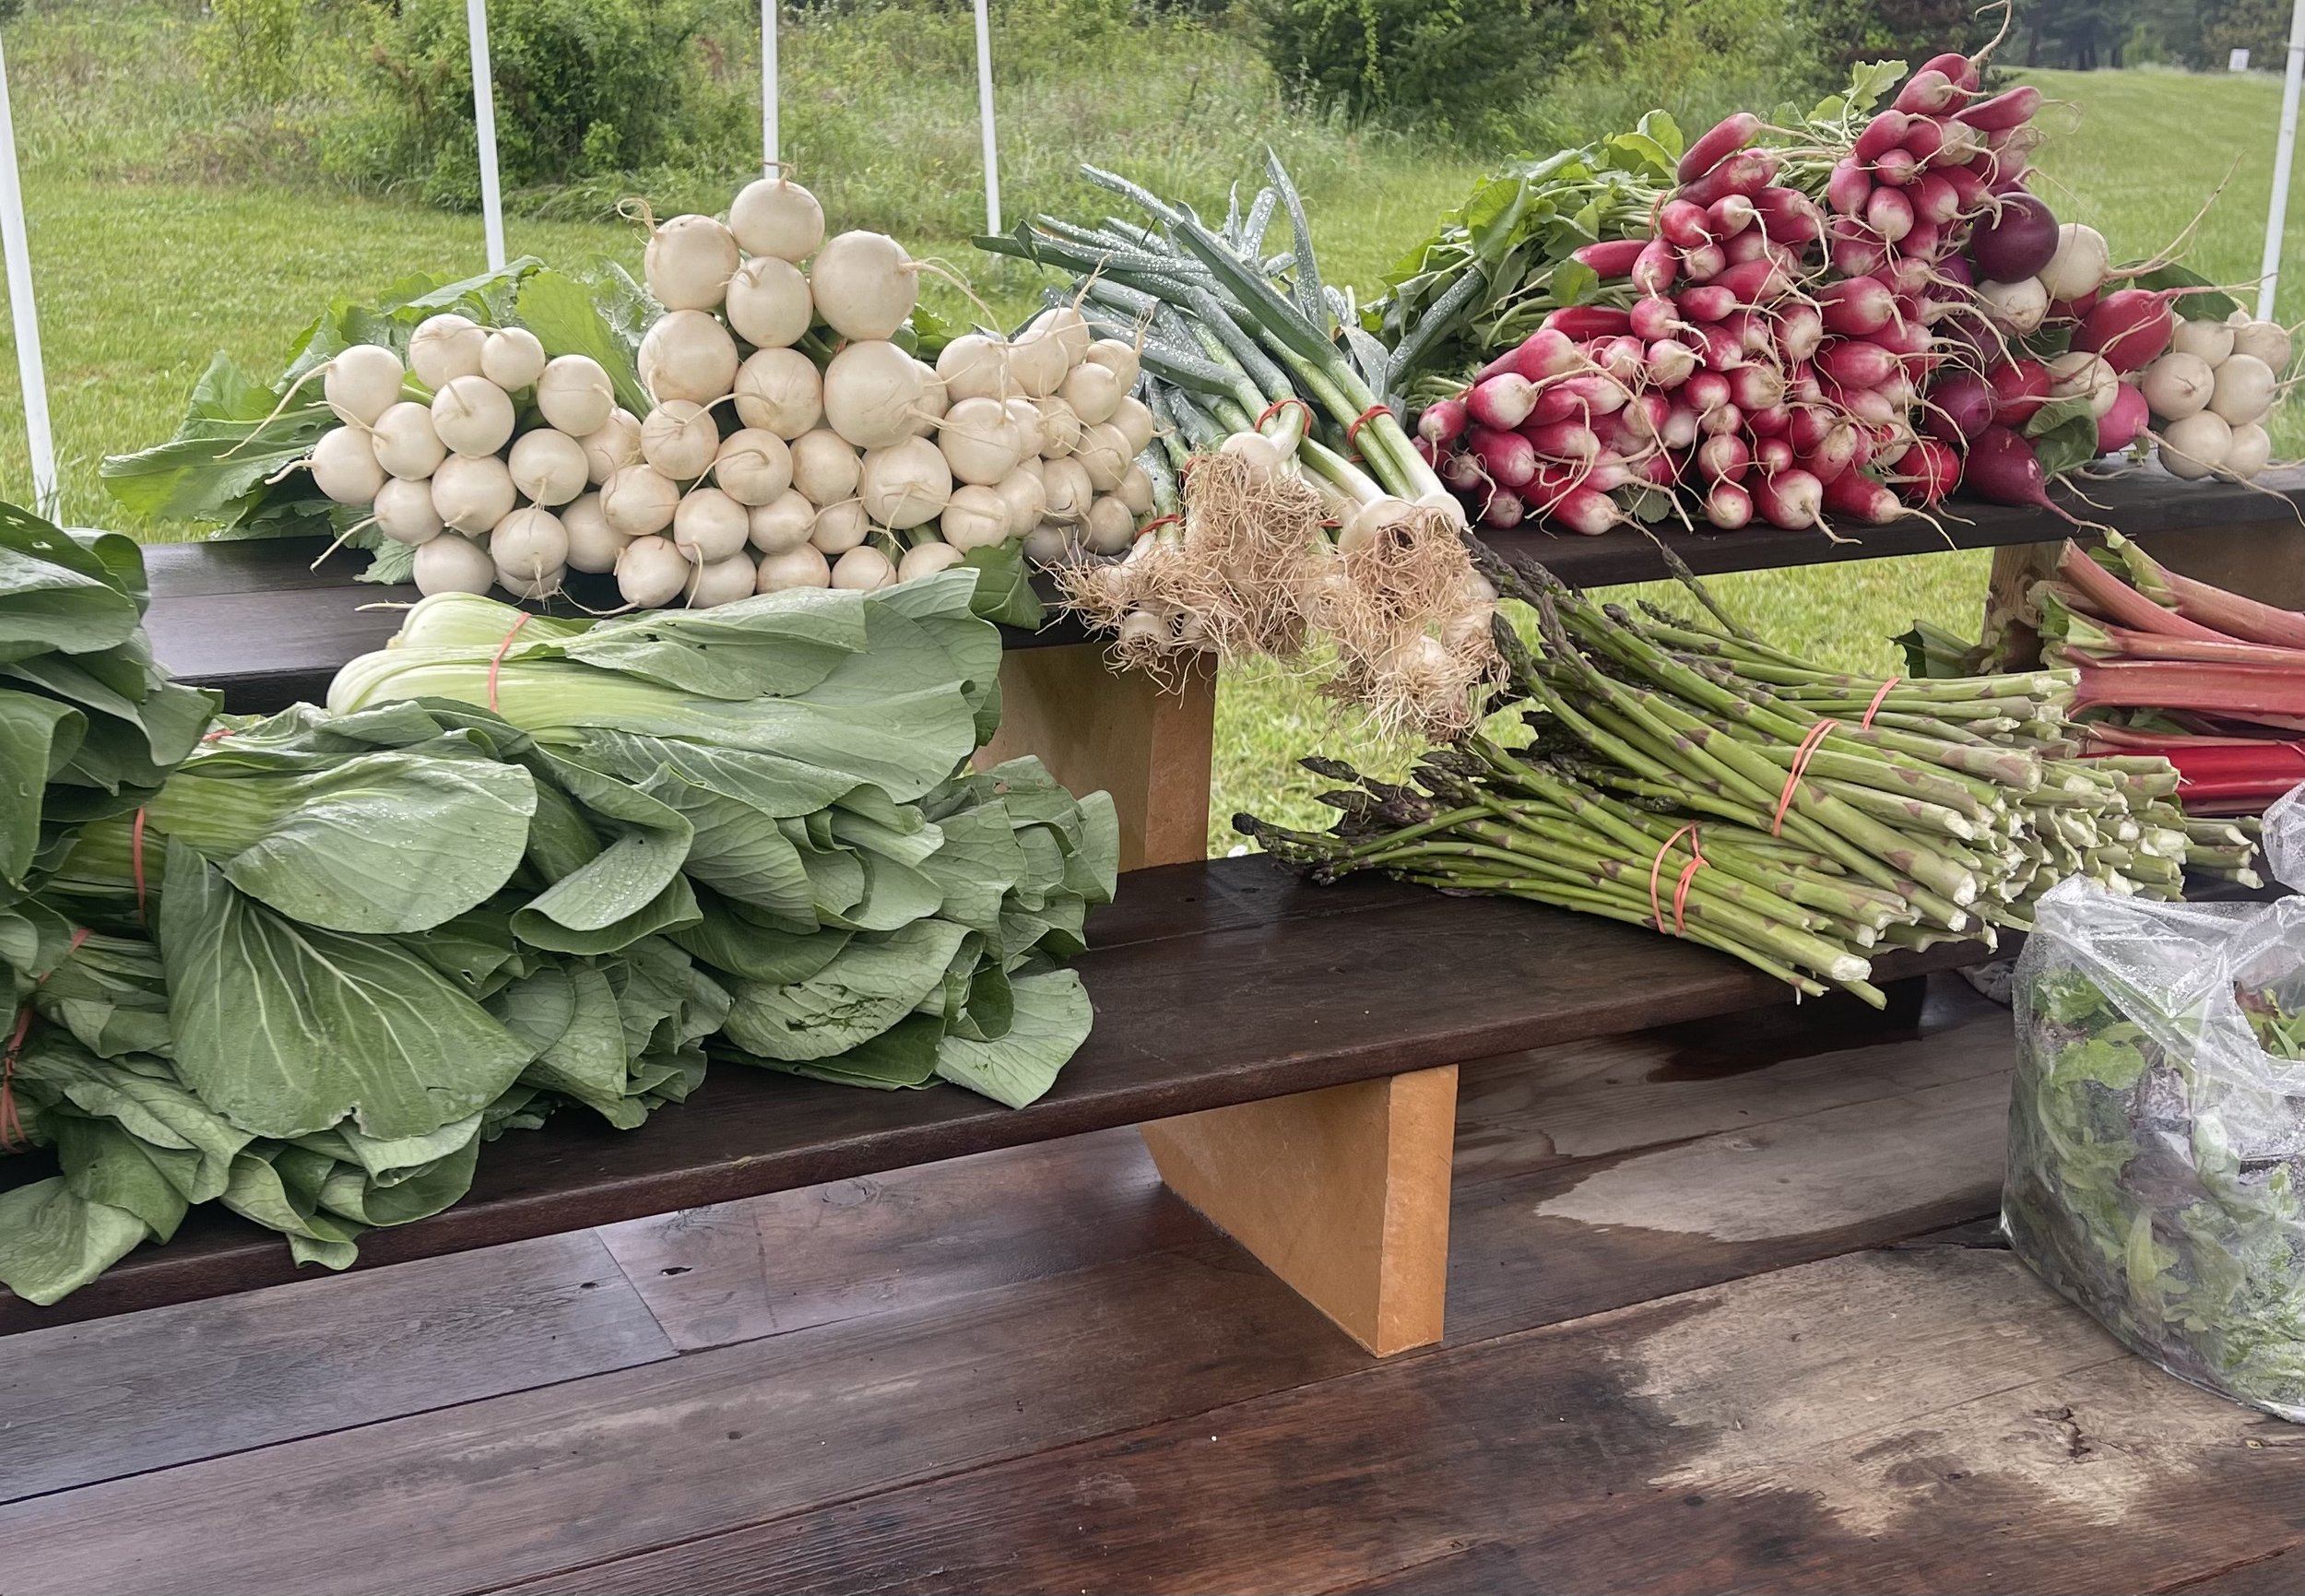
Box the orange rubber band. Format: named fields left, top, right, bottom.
left=0, top=926, right=89, bottom=1152
left=1648, top=823, right=1702, bottom=934
left=1135, top=514, right=1181, bottom=538
left=1771, top=719, right=1838, bottom=836
left=1860, top=677, right=1899, bottom=730
left=1343, top=404, right=1393, bottom=458
left=1254, top=396, right=1316, bottom=435
left=1673, top=837, right=1708, bottom=933
left=488, top=612, right=533, bottom=713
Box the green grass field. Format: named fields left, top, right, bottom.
left=0, top=25, right=2297, bottom=850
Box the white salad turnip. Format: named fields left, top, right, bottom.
left=2170, top=317, right=2236, bottom=366
left=430, top=374, right=515, bottom=457
left=616, top=535, right=691, bottom=608
left=579, top=409, right=644, bottom=483
left=2229, top=314, right=2295, bottom=372
left=1034, top=303, right=1092, bottom=367
left=2228, top=421, right=2274, bottom=479
left=2046, top=350, right=2120, bottom=419
left=1038, top=396, right=1082, bottom=457
left=640, top=401, right=722, bottom=480
left=859, top=436, right=952, bottom=528
left=645, top=215, right=739, bottom=312
left=480, top=327, right=548, bottom=391
left=536, top=355, right=617, bottom=436
left=371, top=401, right=447, bottom=479
left=938, top=333, right=1013, bottom=402
left=1003, top=396, right=1047, bottom=458
left=507, top=428, right=590, bottom=506
left=832, top=545, right=896, bottom=591
left=561, top=491, right=627, bottom=573
left=810, top=231, right=918, bottom=341
left=1060, top=360, right=1125, bottom=427
left=1075, top=422, right=1131, bottom=491
left=373, top=476, right=443, bottom=545
left=937, top=395, right=1023, bottom=484
left=672, top=486, right=751, bottom=563
left=408, top=313, right=486, bottom=389
left=822, top=339, right=928, bottom=449
left=811, top=498, right=869, bottom=553
left=431, top=454, right=517, bottom=534
left=490, top=506, right=570, bottom=594
left=898, top=540, right=967, bottom=582
left=1084, top=337, right=1141, bottom=390
left=725, top=255, right=813, bottom=349
left=1005, top=326, right=1067, bottom=397
left=310, top=425, right=386, bottom=503
left=2209, top=353, right=2276, bottom=425
left=728, top=174, right=824, bottom=262
left=909, top=363, right=947, bottom=438
left=734, top=348, right=823, bottom=438
left=1041, top=455, right=1094, bottom=522
left=1112, top=395, right=1154, bottom=455
left=324, top=343, right=405, bottom=425
left=640, top=309, right=740, bottom=406
left=748, top=489, right=816, bottom=553
left=1117, top=463, right=1153, bottom=515
left=2160, top=410, right=2232, bottom=479
left=993, top=467, right=1046, bottom=536
left=714, top=429, right=793, bottom=505
left=1082, top=494, right=1134, bottom=555
left=2141, top=351, right=2216, bottom=420
left=788, top=428, right=860, bottom=503
left=413, top=529, right=498, bottom=597
left=2037, top=224, right=2109, bottom=305
left=937, top=484, right=1010, bottom=551
left=600, top=463, right=682, bottom=537
left=1022, top=523, right=1072, bottom=563
left=686, top=553, right=760, bottom=609
left=757, top=542, right=833, bottom=593
left=1977, top=278, right=2049, bottom=337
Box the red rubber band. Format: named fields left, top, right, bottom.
left=1254, top=396, right=1316, bottom=435
left=131, top=808, right=148, bottom=927
left=1860, top=677, right=1900, bottom=730
left=201, top=727, right=231, bottom=742
left=1771, top=719, right=1839, bottom=836
left=1672, top=835, right=1708, bottom=934
left=0, top=927, right=89, bottom=1152
left=1343, top=404, right=1393, bottom=458
left=487, top=612, right=532, bottom=714
left=1648, top=823, right=1700, bottom=934
left=1135, top=514, right=1181, bottom=538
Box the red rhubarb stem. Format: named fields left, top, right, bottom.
left=2056, top=541, right=2235, bottom=643
left=2068, top=658, right=2305, bottom=716
left=2103, top=533, right=2305, bottom=649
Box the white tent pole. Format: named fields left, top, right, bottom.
left=0, top=33, right=54, bottom=516
left=466, top=0, right=506, bottom=270
left=972, top=0, right=999, bottom=234
left=762, top=0, right=778, bottom=168
left=2259, top=0, right=2305, bottom=320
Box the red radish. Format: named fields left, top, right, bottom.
left=1799, top=418, right=1861, bottom=483
left=1894, top=68, right=1965, bottom=115
left=1856, top=111, right=1910, bottom=162
left=1468, top=372, right=1539, bottom=430
left=1530, top=420, right=1601, bottom=462
left=1678, top=284, right=1736, bottom=323
left=1524, top=466, right=1577, bottom=511
left=1543, top=306, right=1633, bottom=338
left=1558, top=372, right=1629, bottom=416
left=1419, top=396, right=1470, bottom=446
left=1688, top=321, right=1745, bottom=369
left=1584, top=457, right=1637, bottom=492
left=1594, top=334, right=1647, bottom=384
left=1988, top=357, right=2051, bottom=424
left=1708, top=195, right=1758, bottom=237
left=1871, top=306, right=1930, bottom=360
left=2098, top=381, right=2150, bottom=454
left=1684, top=371, right=1732, bottom=415
left=1661, top=405, right=1700, bottom=450
left=1633, top=449, right=1682, bottom=489
left=1898, top=217, right=1943, bottom=262
left=1412, top=434, right=1440, bottom=468
left=1898, top=436, right=1960, bottom=502
left=1911, top=172, right=1960, bottom=227
left=1865, top=186, right=1915, bottom=244
left=1939, top=162, right=1990, bottom=213
left=1956, top=85, right=2041, bottom=132
left=1722, top=230, right=1771, bottom=266
left=1706, top=480, right=1755, bottom=528
left=1683, top=243, right=1729, bottom=281
left=1631, top=294, right=1680, bottom=342
left=1678, top=112, right=1761, bottom=183
left=1480, top=487, right=1525, bottom=528
left=1818, top=276, right=1894, bottom=336
left=1698, top=402, right=1744, bottom=437
left=1631, top=239, right=1678, bottom=295
left=1752, top=186, right=1824, bottom=245
left=1968, top=192, right=2058, bottom=281
left=1756, top=468, right=1824, bottom=529
left=1839, top=387, right=1901, bottom=426
left=1755, top=435, right=1795, bottom=473
left=1900, top=118, right=1946, bottom=166
left=1647, top=338, right=1699, bottom=386
left=1831, top=231, right=1889, bottom=279
left=1623, top=390, right=1672, bottom=441
left=2074, top=288, right=2175, bottom=372
left=1552, top=486, right=1628, bottom=536
left=1818, top=339, right=1898, bottom=390
left=1720, top=309, right=1769, bottom=355
left=1746, top=402, right=1791, bottom=437
left=1822, top=470, right=1905, bottom=524
left=1883, top=254, right=1934, bottom=298
left=1729, top=361, right=1785, bottom=412
left=1916, top=50, right=1980, bottom=92
left=1573, top=238, right=1649, bottom=277
left=1698, top=432, right=1752, bottom=484
left=1787, top=362, right=1824, bottom=405
left=1787, top=405, right=1836, bottom=455
left=1470, top=425, right=1537, bottom=488
left=1478, top=327, right=1579, bottom=384
left=1679, top=149, right=1777, bottom=207
left=1828, top=160, right=1873, bottom=218
left=1718, top=256, right=1790, bottom=304
left=1658, top=199, right=1713, bottom=249
left=1961, top=425, right=2059, bottom=510
left=1874, top=148, right=1920, bottom=186
left=1440, top=452, right=1484, bottom=494
left=1779, top=303, right=1825, bottom=362
left=1531, top=384, right=1589, bottom=427
left=2049, top=288, right=2101, bottom=321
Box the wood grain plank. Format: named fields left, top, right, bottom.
left=0, top=1232, right=673, bottom=1505
left=0, top=1246, right=1367, bottom=1596
left=595, top=1127, right=1210, bottom=1353
left=502, top=1250, right=2300, bottom=1596
left=2159, top=1547, right=2305, bottom=1594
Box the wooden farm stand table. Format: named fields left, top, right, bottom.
left=9, top=463, right=2299, bottom=1356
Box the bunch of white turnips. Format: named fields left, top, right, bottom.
left=301, top=171, right=1157, bottom=607
left=2137, top=312, right=2292, bottom=483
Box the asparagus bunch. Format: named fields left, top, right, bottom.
left=1242, top=554, right=2244, bottom=1006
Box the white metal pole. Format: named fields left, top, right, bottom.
left=2259, top=0, right=2305, bottom=320
left=466, top=0, right=506, bottom=270
left=762, top=0, right=778, bottom=168
left=972, top=0, right=999, bottom=234
left=0, top=33, right=55, bottom=516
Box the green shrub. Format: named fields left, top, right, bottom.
left=1527, top=0, right=1834, bottom=143
left=196, top=0, right=304, bottom=108
left=1257, top=0, right=1575, bottom=138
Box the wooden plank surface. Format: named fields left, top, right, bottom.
left=0, top=1232, right=672, bottom=1505
left=0, top=857, right=1984, bottom=1335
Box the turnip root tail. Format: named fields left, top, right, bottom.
left=905, top=256, right=1000, bottom=325
left=615, top=195, right=662, bottom=237
left=308, top=514, right=378, bottom=571
left=219, top=362, right=334, bottom=458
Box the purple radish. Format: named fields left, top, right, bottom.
left=1968, top=192, right=2058, bottom=282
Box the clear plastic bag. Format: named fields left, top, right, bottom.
left=2008, top=786, right=2305, bottom=1420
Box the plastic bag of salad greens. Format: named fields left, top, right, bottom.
left=2008, top=785, right=2305, bottom=1420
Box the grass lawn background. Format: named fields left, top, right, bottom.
left=0, top=33, right=2296, bottom=851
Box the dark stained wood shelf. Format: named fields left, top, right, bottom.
left=0, top=853, right=1985, bottom=1334
left=142, top=539, right=1087, bottom=714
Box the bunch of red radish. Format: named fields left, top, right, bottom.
left=1415, top=46, right=2249, bottom=538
